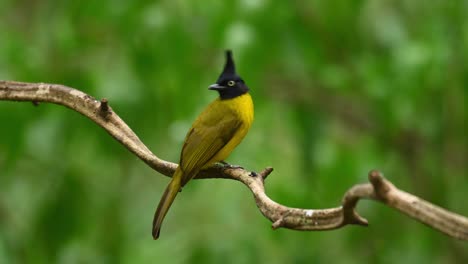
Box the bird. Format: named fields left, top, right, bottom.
left=152, top=50, right=254, bottom=239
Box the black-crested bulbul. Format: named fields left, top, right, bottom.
left=152, top=50, right=254, bottom=239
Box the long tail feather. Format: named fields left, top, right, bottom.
left=152, top=168, right=183, bottom=239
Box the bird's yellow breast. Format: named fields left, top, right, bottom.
left=205, top=93, right=254, bottom=165
left=215, top=93, right=254, bottom=128
left=178, top=92, right=254, bottom=177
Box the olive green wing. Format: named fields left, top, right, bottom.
left=179, top=113, right=241, bottom=186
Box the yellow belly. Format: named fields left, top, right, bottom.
left=204, top=93, right=254, bottom=167
left=178, top=93, right=254, bottom=183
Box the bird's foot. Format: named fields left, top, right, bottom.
left=219, top=161, right=244, bottom=170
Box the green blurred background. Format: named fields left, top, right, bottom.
left=0, top=0, right=467, bottom=263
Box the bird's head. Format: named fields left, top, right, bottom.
left=209, top=50, right=249, bottom=99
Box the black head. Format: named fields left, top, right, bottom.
left=209, top=50, right=249, bottom=100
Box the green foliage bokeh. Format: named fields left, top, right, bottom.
left=0, top=1, right=467, bottom=263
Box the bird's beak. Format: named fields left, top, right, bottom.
left=208, top=83, right=226, bottom=90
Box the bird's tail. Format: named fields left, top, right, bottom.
left=152, top=168, right=183, bottom=239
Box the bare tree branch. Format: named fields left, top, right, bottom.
left=1, top=80, right=467, bottom=240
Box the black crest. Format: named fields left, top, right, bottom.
left=209, top=50, right=249, bottom=99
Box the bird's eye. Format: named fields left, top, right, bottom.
left=227, top=80, right=235, bottom=87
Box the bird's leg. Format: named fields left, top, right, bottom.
left=219, top=160, right=244, bottom=169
